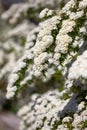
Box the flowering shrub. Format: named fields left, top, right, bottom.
left=18, top=89, right=87, bottom=130
left=0, top=0, right=67, bottom=86
left=0, top=0, right=87, bottom=129
left=6, top=0, right=87, bottom=98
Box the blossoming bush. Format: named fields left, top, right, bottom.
left=0, top=0, right=87, bottom=129
left=0, top=0, right=67, bottom=87
left=0, top=0, right=66, bottom=107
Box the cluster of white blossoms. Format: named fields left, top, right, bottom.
left=0, top=39, right=22, bottom=80
left=6, top=26, right=40, bottom=98
left=4, top=0, right=87, bottom=129
left=66, top=50, right=87, bottom=88
left=0, top=19, right=35, bottom=84
left=6, top=0, right=87, bottom=99
left=1, top=0, right=66, bottom=25
left=18, top=88, right=87, bottom=130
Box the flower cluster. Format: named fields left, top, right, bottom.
left=18, top=88, right=87, bottom=130
left=3, top=0, right=87, bottom=129
left=0, top=19, right=35, bottom=85
left=0, top=39, right=22, bottom=80
left=6, top=0, right=87, bottom=99
left=66, top=50, right=87, bottom=88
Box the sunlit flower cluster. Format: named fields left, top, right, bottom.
left=66, top=50, right=87, bottom=88
left=18, top=88, right=87, bottom=130
left=6, top=0, right=87, bottom=99
left=1, top=0, right=86, bottom=129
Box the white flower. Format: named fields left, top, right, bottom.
left=6, top=91, right=15, bottom=99
left=39, top=8, right=49, bottom=18
left=79, top=0, right=87, bottom=9
left=62, top=116, right=72, bottom=123
left=55, top=34, right=72, bottom=53
left=78, top=101, right=85, bottom=111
